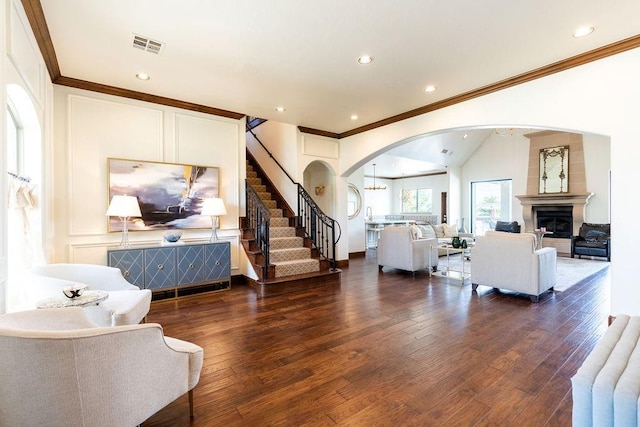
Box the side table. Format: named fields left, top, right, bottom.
left=37, top=290, right=109, bottom=309
left=531, top=230, right=553, bottom=250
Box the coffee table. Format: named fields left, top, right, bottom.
left=37, top=290, right=109, bottom=309
left=429, top=243, right=474, bottom=284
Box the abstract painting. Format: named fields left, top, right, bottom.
left=108, top=158, right=219, bottom=231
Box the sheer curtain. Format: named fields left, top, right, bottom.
left=7, top=176, right=45, bottom=311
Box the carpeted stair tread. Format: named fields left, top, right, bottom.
left=270, top=208, right=283, bottom=217
left=270, top=247, right=312, bottom=262
left=270, top=217, right=290, bottom=227
left=273, top=259, right=320, bottom=278
left=269, top=227, right=296, bottom=238
left=270, top=236, right=303, bottom=249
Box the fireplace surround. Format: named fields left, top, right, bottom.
left=516, top=130, right=594, bottom=254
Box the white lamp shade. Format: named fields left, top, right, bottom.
left=200, top=198, right=227, bottom=216
left=106, top=195, right=142, bottom=217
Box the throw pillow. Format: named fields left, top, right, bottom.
left=418, top=224, right=436, bottom=239
left=409, top=224, right=422, bottom=240
left=432, top=224, right=445, bottom=238
left=443, top=223, right=458, bottom=238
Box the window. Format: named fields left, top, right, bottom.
left=470, top=179, right=512, bottom=235
left=402, top=188, right=432, bottom=213
left=6, top=107, right=21, bottom=174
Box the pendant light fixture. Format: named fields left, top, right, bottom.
left=365, top=164, right=387, bottom=190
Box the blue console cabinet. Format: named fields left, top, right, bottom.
left=108, top=241, right=230, bottom=299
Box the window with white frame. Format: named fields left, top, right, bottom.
left=402, top=188, right=432, bottom=213
left=470, top=179, right=513, bottom=235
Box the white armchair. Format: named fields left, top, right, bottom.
left=0, top=307, right=203, bottom=426
left=471, top=231, right=557, bottom=302
left=377, top=226, right=439, bottom=275
left=29, top=263, right=152, bottom=326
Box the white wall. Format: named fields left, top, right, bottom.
left=462, top=132, right=531, bottom=227
left=338, top=48, right=639, bottom=316
left=389, top=174, right=447, bottom=221
left=583, top=133, right=611, bottom=223
left=51, top=87, right=246, bottom=276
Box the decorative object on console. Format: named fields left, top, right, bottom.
left=458, top=218, right=468, bottom=233
left=451, top=236, right=461, bottom=248
left=200, top=198, right=227, bottom=241
left=107, top=158, right=219, bottom=231
left=106, top=195, right=142, bottom=247
left=162, top=230, right=184, bottom=246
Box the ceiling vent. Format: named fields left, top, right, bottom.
left=132, top=34, right=165, bottom=54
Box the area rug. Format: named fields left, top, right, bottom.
left=436, top=255, right=609, bottom=291
left=554, top=257, right=609, bottom=291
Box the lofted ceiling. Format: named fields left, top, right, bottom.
left=33, top=1, right=640, bottom=176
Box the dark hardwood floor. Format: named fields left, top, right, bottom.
left=144, top=251, right=611, bottom=426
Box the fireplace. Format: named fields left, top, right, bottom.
left=536, top=208, right=572, bottom=238
left=515, top=193, right=593, bottom=255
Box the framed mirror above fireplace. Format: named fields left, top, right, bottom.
left=539, top=145, right=569, bottom=194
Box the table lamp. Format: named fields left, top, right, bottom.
left=201, top=197, right=227, bottom=241
left=106, top=195, right=142, bottom=247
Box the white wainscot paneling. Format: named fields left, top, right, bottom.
left=8, top=1, right=45, bottom=105
left=174, top=113, right=241, bottom=223
left=175, top=113, right=239, bottom=166
left=303, top=136, right=339, bottom=159
left=68, top=96, right=164, bottom=236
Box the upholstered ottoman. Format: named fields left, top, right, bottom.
left=571, top=315, right=640, bottom=426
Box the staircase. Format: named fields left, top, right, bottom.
left=241, top=154, right=340, bottom=294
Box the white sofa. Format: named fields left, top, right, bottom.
left=29, top=263, right=152, bottom=327
left=571, top=314, right=640, bottom=427
left=415, top=223, right=474, bottom=255
left=377, top=226, right=439, bottom=275
left=470, top=231, right=557, bottom=302
left=0, top=307, right=203, bottom=426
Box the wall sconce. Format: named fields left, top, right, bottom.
left=106, top=195, right=142, bottom=247
left=315, top=186, right=325, bottom=196
left=200, top=197, right=227, bottom=241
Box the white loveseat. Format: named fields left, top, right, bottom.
left=377, top=226, right=439, bottom=275
left=470, top=231, right=557, bottom=302
left=29, top=263, right=152, bottom=327
left=0, top=307, right=203, bottom=426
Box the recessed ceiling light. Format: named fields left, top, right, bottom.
left=463, top=133, right=468, bottom=139
left=425, top=85, right=436, bottom=93
left=350, top=114, right=358, bottom=120
left=275, top=106, right=285, bottom=112
left=573, top=26, right=595, bottom=38
left=358, top=55, right=373, bottom=64
left=135, top=72, right=150, bottom=81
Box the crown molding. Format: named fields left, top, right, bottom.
left=22, top=0, right=640, bottom=137
left=55, top=76, right=245, bottom=119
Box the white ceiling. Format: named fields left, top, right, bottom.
left=39, top=1, right=640, bottom=176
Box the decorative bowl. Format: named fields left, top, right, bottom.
left=62, top=284, right=87, bottom=299
left=162, top=230, right=183, bottom=243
